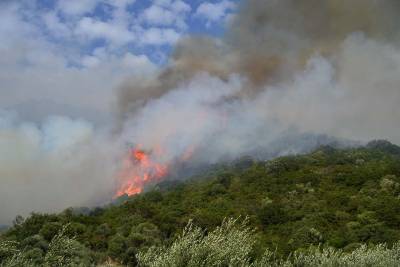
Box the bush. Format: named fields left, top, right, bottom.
left=258, top=203, right=287, bottom=225
left=39, top=222, right=62, bottom=241
left=0, top=240, right=19, bottom=263
left=137, top=218, right=400, bottom=267
left=44, top=225, right=91, bottom=266
left=290, top=243, right=400, bottom=267
left=108, top=234, right=127, bottom=260
left=137, top=217, right=255, bottom=267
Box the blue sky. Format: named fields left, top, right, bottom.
left=22, top=0, right=237, bottom=64
left=0, top=0, right=238, bottom=123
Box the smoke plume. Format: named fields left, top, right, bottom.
left=118, top=0, right=400, bottom=160
left=118, top=0, right=400, bottom=112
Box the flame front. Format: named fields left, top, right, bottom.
left=115, top=145, right=168, bottom=197
left=113, top=106, right=229, bottom=198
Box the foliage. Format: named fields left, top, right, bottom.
left=2, top=141, right=400, bottom=265
left=0, top=225, right=90, bottom=267
left=44, top=225, right=90, bottom=266
left=138, top=219, right=400, bottom=267
left=137, top=217, right=254, bottom=267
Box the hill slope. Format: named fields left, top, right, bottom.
left=2, top=140, right=400, bottom=265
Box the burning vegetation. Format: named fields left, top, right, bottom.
left=115, top=145, right=169, bottom=197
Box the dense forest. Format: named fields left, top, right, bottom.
left=1, top=140, right=400, bottom=266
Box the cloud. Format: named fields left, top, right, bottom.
left=42, top=11, right=72, bottom=39
left=140, top=27, right=182, bottom=46
left=75, top=17, right=135, bottom=45
left=141, top=0, right=191, bottom=30
left=142, top=5, right=178, bottom=27
left=57, top=0, right=99, bottom=16
left=0, top=45, right=156, bottom=124
left=195, top=0, right=236, bottom=27
left=105, top=0, right=136, bottom=9
left=0, top=1, right=157, bottom=124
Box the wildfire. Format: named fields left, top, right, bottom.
left=114, top=110, right=228, bottom=198
left=115, top=145, right=168, bottom=197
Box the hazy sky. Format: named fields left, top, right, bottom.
left=0, top=0, right=237, bottom=124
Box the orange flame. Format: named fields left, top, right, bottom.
left=115, top=145, right=168, bottom=198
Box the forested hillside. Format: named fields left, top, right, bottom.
left=2, top=140, right=400, bottom=266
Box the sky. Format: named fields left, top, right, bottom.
left=0, top=0, right=237, bottom=125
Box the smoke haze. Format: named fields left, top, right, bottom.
left=117, top=0, right=400, bottom=169
left=0, top=113, right=121, bottom=224
left=1, top=0, right=400, bottom=224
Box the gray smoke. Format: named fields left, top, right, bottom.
left=118, top=0, right=400, bottom=163
left=118, top=0, right=400, bottom=114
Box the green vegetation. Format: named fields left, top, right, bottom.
left=138, top=217, right=400, bottom=267
left=1, top=140, right=400, bottom=266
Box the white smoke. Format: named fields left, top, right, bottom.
left=119, top=33, right=400, bottom=168
left=261, top=33, right=400, bottom=143
left=0, top=113, right=119, bottom=224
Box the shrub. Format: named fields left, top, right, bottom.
left=43, top=225, right=91, bottom=266
left=137, top=218, right=400, bottom=267
left=137, top=217, right=255, bottom=267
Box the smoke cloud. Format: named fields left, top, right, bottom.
left=0, top=113, right=120, bottom=224
left=2, top=0, right=400, bottom=224
left=117, top=0, right=400, bottom=162
left=118, top=0, right=400, bottom=113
